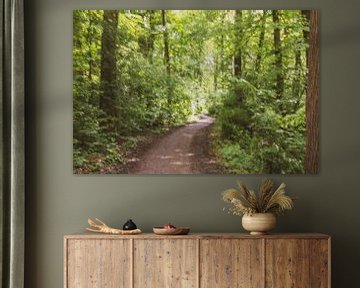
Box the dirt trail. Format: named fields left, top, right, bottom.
left=130, top=115, right=223, bottom=174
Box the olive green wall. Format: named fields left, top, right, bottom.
left=24, top=0, right=360, bottom=287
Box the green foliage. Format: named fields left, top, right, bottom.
left=209, top=10, right=308, bottom=174
left=73, top=9, right=309, bottom=174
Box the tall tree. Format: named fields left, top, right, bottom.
left=233, top=10, right=245, bottom=103
left=161, top=10, right=171, bottom=76
left=291, top=10, right=306, bottom=111
left=214, top=11, right=227, bottom=91
left=305, top=10, right=320, bottom=174
left=87, top=13, right=94, bottom=81
left=301, top=10, right=311, bottom=67
left=213, top=52, right=218, bottom=91
left=161, top=10, right=173, bottom=116
left=255, top=10, right=267, bottom=72
left=292, top=46, right=302, bottom=111
left=148, top=10, right=156, bottom=61
left=234, top=10, right=243, bottom=78
left=73, top=11, right=87, bottom=80
left=100, top=10, right=119, bottom=132
left=138, top=10, right=156, bottom=59
left=272, top=10, right=284, bottom=99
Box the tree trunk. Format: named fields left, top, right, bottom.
left=214, top=53, right=218, bottom=91
left=148, top=10, right=156, bottom=58
left=87, top=13, right=93, bottom=81
left=161, top=10, right=173, bottom=117
left=138, top=10, right=156, bottom=59
left=234, top=10, right=243, bottom=78
left=233, top=10, right=245, bottom=103
left=100, top=10, right=119, bottom=132
left=301, top=10, right=311, bottom=68
left=255, top=10, right=267, bottom=72
left=305, top=10, right=320, bottom=174
left=161, top=10, right=171, bottom=76
left=73, top=11, right=84, bottom=79
left=292, top=49, right=302, bottom=111
left=272, top=10, right=284, bottom=99
left=216, top=11, right=226, bottom=90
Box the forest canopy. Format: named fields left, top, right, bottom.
left=73, top=10, right=318, bottom=174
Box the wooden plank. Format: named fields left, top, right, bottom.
left=133, top=239, right=197, bottom=288
left=310, top=239, right=330, bottom=288
left=130, top=238, right=134, bottom=288
left=265, top=239, right=310, bottom=288
left=67, top=239, right=131, bottom=288
left=200, top=239, right=264, bottom=288
left=64, top=238, right=68, bottom=288
left=196, top=239, right=200, bottom=288
left=262, top=239, right=266, bottom=288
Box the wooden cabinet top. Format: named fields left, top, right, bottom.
left=65, top=232, right=330, bottom=240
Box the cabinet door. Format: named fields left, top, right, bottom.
left=134, top=239, right=198, bottom=288
left=309, top=239, right=330, bottom=288
left=200, top=239, right=264, bottom=288
left=66, top=239, right=131, bottom=288
left=266, top=239, right=309, bottom=288
left=265, top=239, right=329, bottom=288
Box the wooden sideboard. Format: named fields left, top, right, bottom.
left=64, top=233, right=330, bottom=288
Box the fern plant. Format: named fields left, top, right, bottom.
left=222, top=179, right=294, bottom=216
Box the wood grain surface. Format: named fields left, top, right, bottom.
left=309, top=239, right=330, bottom=288
left=64, top=233, right=330, bottom=288
left=133, top=239, right=198, bottom=288
left=65, top=233, right=330, bottom=240
left=200, top=239, right=264, bottom=288
left=265, top=239, right=310, bottom=287
left=66, top=239, right=131, bottom=288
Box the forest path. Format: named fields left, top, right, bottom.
left=130, top=115, right=223, bottom=174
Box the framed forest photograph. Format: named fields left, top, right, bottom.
left=73, top=10, right=319, bottom=175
